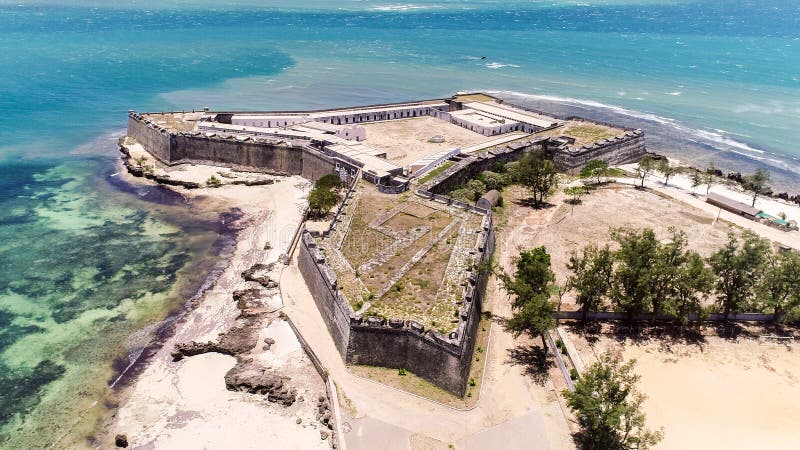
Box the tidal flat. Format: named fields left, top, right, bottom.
left=0, top=156, right=233, bottom=448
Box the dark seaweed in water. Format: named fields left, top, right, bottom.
left=108, top=206, right=243, bottom=389
left=0, top=157, right=226, bottom=446
left=0, top=360, right=66, bottom=423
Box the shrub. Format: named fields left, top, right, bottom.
left=469, top=377, right=476, bottom=387
left=398, top=368, right=407, bottom=376
left=315, top=174, right=344, bottom=191
left=205, top=175, right=222, bottom=188
left=308, top=186, right=338, bottom=217
left=482, top=171, right=511, bottom=191
left=570, top=368, right=579, bottom=380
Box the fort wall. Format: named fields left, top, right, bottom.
left=553, top=130, right=646, bottom=172
left=419, top=138, right=547, bottom=196
left=127, top=112, right=338, bottom=182
left=127, top=114, right=171, bottom=163
left=298, top=215, right=492, bottom=394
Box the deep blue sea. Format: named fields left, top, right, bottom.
left=1, top=0, right=798, bottom=447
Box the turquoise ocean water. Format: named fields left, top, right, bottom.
left=1, top=0, right=798, bottom=447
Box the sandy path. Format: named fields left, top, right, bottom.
left=615, top=166, right=800, bottom=250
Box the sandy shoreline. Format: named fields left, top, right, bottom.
left=89, top=153, right=334, bottom=449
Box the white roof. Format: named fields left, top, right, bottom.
left=464, top=102, right=559, bottom=128
left=450, top=109, right=518, bottom=128
left=411, top=146, right=461, bottom=167
left=309, top=101, right=448, bottom=119
left=326, top=143, right=401, bottom=178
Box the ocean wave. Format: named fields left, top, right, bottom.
left=490, top=90, right=800, bottom=176
left=485, top=62, right=521, bottom=69
left=368, top=4, right=441, bottom=12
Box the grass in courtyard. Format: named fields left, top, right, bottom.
left=563, top=124, right=619, bottom=143
left=534, top=120, right=623, bottom=148
left=348, top=314, right=492, bottom=408
left=418, top=161, right=455, bottom=184
left=341, top=215, right=393, bottom=269
left=378, top=228, right=459, bottom=331
left=360, top=209, right=453, bottom=297
left=144, top=112, right=197, bottom=132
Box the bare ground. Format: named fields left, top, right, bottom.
left=361, top=117, right=489, bottom=166
left=566, top=324, right=800, bottom=450
left=497, top=184, right=737, bottom=309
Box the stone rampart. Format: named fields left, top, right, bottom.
left=298, top=208, right=493, bottom=395
left=298, top=234, right=354, bottom=357
left=553, top=130, right=646, bottom=172
left=418, top=139, right=546, bottom=196
left=127, top=113, right=172, bottom=162
left=127, top=112, right=338, bottom=182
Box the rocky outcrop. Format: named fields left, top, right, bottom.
left=241, top=263, right=278, bottom=287
left=119, top=145, right=201, bottom=189
left=232, top=179, right=275, bottom=186
left=225, top=360, right=297, bottom=406
left=171, top=325, right=260, bottom=360
left=315, top=395, right=336, bottom=444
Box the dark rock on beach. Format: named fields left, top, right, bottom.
left=171, top=325, right=260, bottom=360
left=224, top=361, right=297, bottom=406
left=114, top=434, right=128, bottom=448
left=241, top=263, right=278, bottom=287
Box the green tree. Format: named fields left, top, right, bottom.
left=648, top=230, right=695, bottom=316
left=744, top=168, right=771, bottom=207
left=308, top=186, right=339, bottom=218
left=564, top=351, right=663, bottom=450
left=465, top=179, right=487, bottom=201
left=449, top=188, right=474, bottom=203
left=635, top=155, right=654, bottom=188
left=666, top=251, right=713, bottom=327
left=657, top=159, right=679, bottom=186
left=564, top=185, right=588, bottom=204
left=481, top=170, right=511, bottom=191
left=758, top=250, right=800, bottom=322
left=610, top=228, right=660, bottom=320
left=707, top=232, right=770, bottom=318
left=498, top=247, right=556, bottom=348
left=690, top=169, right=703, bottom=195
left=580, top=159, right=609, bottom=185
left=510, top=152, right=559, bottom=206
left=567, top=245, right=615, bottom=319
left=315, top=174, right=344, bottom=192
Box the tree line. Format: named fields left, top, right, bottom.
left=500, top=228, right=800, bottom=334
left=568, top=228, right=800, bottom=323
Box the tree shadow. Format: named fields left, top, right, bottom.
left=512, top=197, right=555, bottom=210
left=506, top=344, right=551, bottom=386
left=711, top=321, right=754, bottom=341
left=561, top=320, right=708, bottom=350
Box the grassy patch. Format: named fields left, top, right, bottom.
left=418, top=161, right=456, bottom=185
left=379, top=228, right=459, bottom=330
left=563, top=124, right=619, bottom=143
